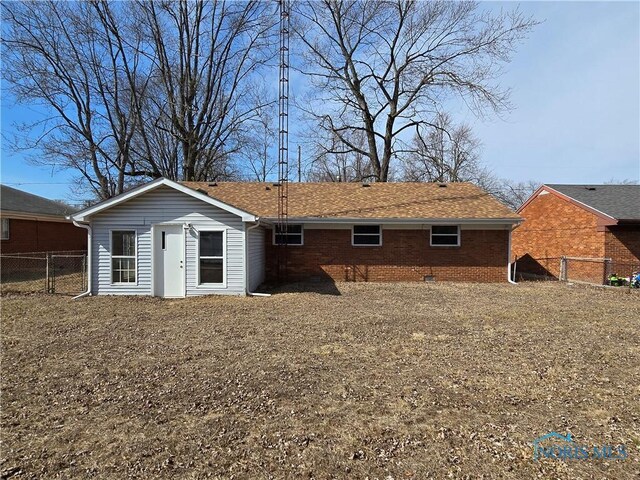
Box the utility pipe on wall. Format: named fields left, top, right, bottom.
left=507, top=227, right=517, bottom=285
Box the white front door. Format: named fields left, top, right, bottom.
left=153, top=225, right=184, bottom=297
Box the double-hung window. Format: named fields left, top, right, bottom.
left=200, top=230, right=224, bottom=284
left=352, top=225, right=381, bottom=246
left=274, top=224, right=303, bottom=245
left=1, top=219, right=9, bottom=240
left=430, top=225, right=460, bottom=246
left=111, top=230, right=136, bottom=283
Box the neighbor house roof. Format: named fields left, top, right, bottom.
left=182, top=181, right=520, bottom=221
left=543, top=184, right=640, bottom=221
left=1, top=184, right=73, bottom=218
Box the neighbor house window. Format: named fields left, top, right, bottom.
left=273, top=224, right=303, bottom=245
left=430, top=225, right=460, bottom=246
left=200, top=230, right=224, bottom=284
left=1, top=219, right=9, bottom=240
left=111, top=230, right=136, bottom=283
left=352, top=225, right=381, bottom=246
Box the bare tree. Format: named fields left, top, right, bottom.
left=493, top=179, right=540, bottom=210
left=2, top=0, right=152, bottom=199
left=138, top=0, right=276, bottom=182
left=2, top=0, right=277, bottom=199
left=603, top=178, right=638, bottom=185
left=295, top=0, right=536, bottom=182
left=238, top=87, right=278, bottom=181
left=402, top=112, right=491, bottom=183
left=307, top=130, right=375, bottom=182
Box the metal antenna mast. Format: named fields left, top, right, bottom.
left=277, top=0, right=290, bottom=281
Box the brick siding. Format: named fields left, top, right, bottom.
left=0, top=218, right=87, bottom=254
left=605, top=226, right=640, bottom=276
left=265, top=228, right=509, bottom=283
left=511, top=192, right=604, bottom=279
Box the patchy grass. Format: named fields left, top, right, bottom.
left=1, top=282, right=639, bottom=479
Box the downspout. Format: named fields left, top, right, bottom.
left=246, top=219, right=271, bottom=297
left=507, top=226, right=517, bottom=284
left=72, top=220, right=92, bottom=298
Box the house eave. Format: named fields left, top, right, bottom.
left=1, top=210, right=72, bottom=223
left=261, top=216, right=522, bottom=225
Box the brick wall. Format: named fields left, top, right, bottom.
left=0, top=218, right=87, bottom=254
left=265, top=228, right=509, bottom=283
left=511, top=191, right=604, bottom=279
left=605, top=226, right=640, bottom=276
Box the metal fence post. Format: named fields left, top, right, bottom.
left=45, top=253, right=50, bottom=293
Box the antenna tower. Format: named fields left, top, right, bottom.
left=277, top=0, right=290, bottom=281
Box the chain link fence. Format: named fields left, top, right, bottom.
left=1, top=250, right=87, bottom=295
left=559, top=256, right=639, bottom=286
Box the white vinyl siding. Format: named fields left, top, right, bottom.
left=247, top=226, right=266, bottom=291
left=91, top=186, right=245, bottom=296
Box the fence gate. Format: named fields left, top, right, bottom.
left=0, top=251, right=87, bottom=295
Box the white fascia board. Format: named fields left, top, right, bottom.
left=70, top=178, right=257, bottom=222
left=262, top=217, right=522, bottom=225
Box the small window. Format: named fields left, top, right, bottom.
left=353, top=225, right=381, bottom=246
left=1, top=219, right=9, bottom=240
left=431, top=225, right=460, bottom=246
left=274, top=224, right=303, bottom=245
left=200, top=231, right=224, bottom=284
left=111, top=230, right=136, bottom=283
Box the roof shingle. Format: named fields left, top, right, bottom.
left=182, top=181, right=519, bottom=220
left=546, top=184, right=640, bottom=221
left=0, top=185, right=73, bottom=217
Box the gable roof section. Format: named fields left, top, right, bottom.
left=1, top=184, right=74, bottom=217
left=183, top=181, right=520, bottom=222
left=519, top=184, right=640, bottom=222
left=544, top=184, right=640, bottom=221
left=70, top=178, right=257, bottom=222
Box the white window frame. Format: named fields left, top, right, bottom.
left=430, top=225, right=461, bottom=247
left=1, top=218, right=9, bottom=240
left=110, top=229, right=137, bottom=285
left=272, top=224, right=304, bottom=246
left=352, top=224, right=382, bottom=246
left=197, top=228, right=227, bottom=287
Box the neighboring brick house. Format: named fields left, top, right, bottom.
left=512, top=184, right=640, bottom=283
left=70, top=178, right=521, bottom=297
left=0, top=185, right=87, bottom=254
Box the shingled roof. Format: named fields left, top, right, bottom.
left=182, top=181, right=520, bottom=220
left=545, top=184, right=640, bottom=221
left=0, top=184, right=74, bottom=217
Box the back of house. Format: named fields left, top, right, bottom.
left=70, top=178, right=521, bottom=297
left=512, top=184, right=640, bottom=283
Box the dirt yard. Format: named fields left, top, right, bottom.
left=1, top=282, right=639, bottom=479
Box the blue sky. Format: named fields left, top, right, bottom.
left=1, top=1, right=639, bottom=203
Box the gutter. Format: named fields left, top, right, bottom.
left=245, top=219, right=271, bottom=297
left=71, top=219, right=92, bottom=299
left=260, top=216, right=522, bottom=225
